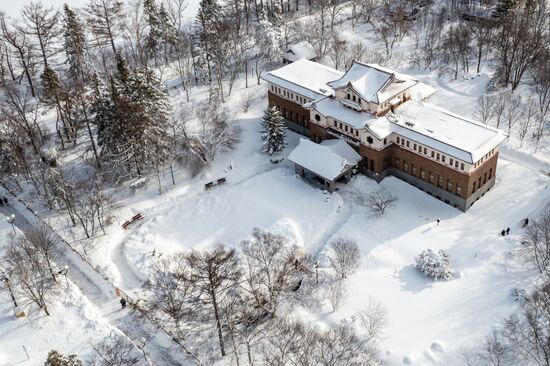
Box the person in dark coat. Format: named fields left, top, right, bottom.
left=436, top=219, right=440, bottom=226
left=120, top=298, right=127, bottom=309
left=523, top=218, right=529, bottom=228
left=506, top=227, right=510, bottom=235
left=501, top=230, right=506, bottom=236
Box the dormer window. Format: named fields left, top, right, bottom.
left=347, top=93, right=350, bottom=99
left=352, top=95, right=357, bottom=102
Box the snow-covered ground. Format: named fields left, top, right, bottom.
left=79, top=74, right=549, bottom=364
left=1, top=5, right=549, bottom=364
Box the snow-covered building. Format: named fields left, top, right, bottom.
left=282, top=41, right=318, bottom=64
left=288, top=138, right=361, bottom=192
left=262, top=60, right=508, bottom=211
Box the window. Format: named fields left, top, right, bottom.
left=384, top=138, right=387, bottom=145
left=403, top=160, right=408, bottom=172
left=447, top=179, right=452, bottom=191
left=347, top=93, right=350, bottom=99
left=283, top=108, right=287, bottom=117
left=429, top=172, right=434, bottom=183
left=339, top=122, right=343, bottom=129
left=345, top=125, right=348, bottom=132
left=450, top=158, right=454, bottom=166
left=437, top=175, right=443, bottom=188
left=488, top=168, right=493, bottom=179
left=356, top=130, right=359, bottom=137
left=436, top=153, right=440, bottom=161
left=397, top=137, right=400, bottom=144
left=367, top=136, right=373, bottom=144
left=442, top=156, right=446, bottom=163
left=394, top=157, right=400, bottom=168
left=423, top=147, right=427, bottom=154
left=284, top=90, right=287, bottom=97
left=406, top=141, right=410, bottom=147
left=315, top=114, right=321, bottom=122
left=431, top=151, right=435, bottom=158
left=412, top=165, right=417, bottom=176
left=353, top=95, right=356, bottom=102
left=460, top=163, right=465, bottom=170
left=473, top=182, right=477, bottom=193
left=455, top=160, right=459, bottom=168
left=483, top=172, right=487, bottom=184
left=420, top=169, right=426, bottom=180
left=334, top=120, right=337, bottom=127
left=401, top=139, right=405, bottom=146
left=457, top=184, right=462, bottom=195
left=414, top=143, right=417, bottom=150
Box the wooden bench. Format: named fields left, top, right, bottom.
left=217, top=177, right=227, bottom=185
left=132, top=213, right=143, bottom=222
left=122, top=221, right=131, bottom=229
left=205, top=182, right=215, bottom=190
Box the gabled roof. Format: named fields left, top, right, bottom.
left=328, top=61, right=418, bottom=104
left=283, top=41, right=317, bottom=62
left=306, top=96, right=377, bottom=129
left=288, top=138, right=361, bottom=181
left=261, top=59, right=344, bottom=100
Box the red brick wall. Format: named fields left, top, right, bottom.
left=267, top=92, right=309, bottom=128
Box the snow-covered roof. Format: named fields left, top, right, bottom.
left=288, top=138, right=361, bottom=181
left=328, top=61, right=418, bottom=104
left=409, top=82, right=437, bottom=101
left=261, top=59, right=344, bottom=100
left=309, top=97, right=507, bottom=163
left=308, top=97, right=378, bottom=129
left=283, top=41, right=317, bottom=62
left=390, top=101, right=508, bottom=163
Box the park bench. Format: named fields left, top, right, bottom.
left=217, top=177, right=227, bottom=185
left=132, top=213, right=143, bottom=222
left=122, top=221, right=131, bottom=230
left=205, top=181, right=215, bottom=190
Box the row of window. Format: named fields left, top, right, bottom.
left=395, top=157, right=493, bottom=196
left=396, top=136, right=466, bottom=171
left=332, top=119, right=360, bottom=138
left=473, top=149, right=496, bottom=169
left=270, top=85, right=311, bottom=105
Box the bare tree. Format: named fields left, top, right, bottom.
left=356, top=296, right=387, bottom=342
left=326, top=277, right=346, bottom=312
left=328, top=238, right=361, bottom=279
left=365, top=190, right=397, bottom=215
left=518, top=97, right=537, bottom=147
left=474, top=94, right=496, bottom=125
left=4, top=239, right=58, bottom=316
left=519, top=204, right=550, bottom=273
left=86, top=0, right=124, bottom=55
left=240, top=228, right=301, bottom=316
left=23, top=224, right=60, bottom=283
left=186, top=245, right=242, bottom=357
left=92, top=333, right=141, bottom=366
left=504, top=93, right=522, bottom=135
left=501, top=281, right=550, bottom=366
left=493, top=93, right=506, bottom=129
left=19, top=2, right=61, bottom=70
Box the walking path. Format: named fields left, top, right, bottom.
left=0, top=188, right=199, bottom=366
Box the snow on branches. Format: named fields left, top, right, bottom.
left=415, top=249, right=453, bottom=280
left=260, top=105, right=286, bottom=155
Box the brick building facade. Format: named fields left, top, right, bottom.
left=262, top=59, right=507, bottom=211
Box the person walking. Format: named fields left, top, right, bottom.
left=120, top=298, right=127, bottom=309
left=506, top=227, right=510, bottom=235
left=501, top=229, right=506, bottom=236
left=436, top=219, right=440, bottom=226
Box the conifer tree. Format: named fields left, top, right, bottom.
left=63, top=5, right=87, bottom=83
left=45, top=350, right=83, bottom=366
left=260, top=105, right=286, bottom=155
left=194, top=0, right=224, bottom=82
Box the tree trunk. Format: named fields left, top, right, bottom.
left=211, top=291, right=226, bottom=357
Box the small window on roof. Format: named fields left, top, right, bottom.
left=460, top=163, right=465, bottom=170
left=367, top=136, right=373, bottom=144
left=315, top=114, right=321, bottom=121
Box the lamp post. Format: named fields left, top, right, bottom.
left=0, top=268, right=17, bottom=307
left=57, top=265, right=69, bottom=286
left=6, top=214, right=15, bottom=234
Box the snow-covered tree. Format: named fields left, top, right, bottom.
left=415, top=249, right=453, bottom=280
left=45, top=350, right=83, bottom=366
left=254, top=13, right=281, bottom=84
left=328, top=238, right=361, bottom=279
left=260, top=106, right=286, bottom=155
left=62, top=5, right=87, bottom=83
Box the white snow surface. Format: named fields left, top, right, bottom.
left=261, top=59, right=344, bottom=99
left=288, top=138, right=361, bottom=181
left=283, top=41, right=317, bottom=62
left=328, top=61, right=418, bottom=103
left=391, top=101, right=509, bottom=163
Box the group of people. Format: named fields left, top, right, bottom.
left=500, top=218, right=530, bottom=237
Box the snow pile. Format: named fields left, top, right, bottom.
left=415, top=249, right=453, bottom=280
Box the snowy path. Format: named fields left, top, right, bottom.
left=0, top=189, right=199, bottom=365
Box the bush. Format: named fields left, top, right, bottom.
left=415, top=249, right=453, bottom=280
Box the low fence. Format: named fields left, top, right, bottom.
left=0, top=180, right=201, bottom=365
